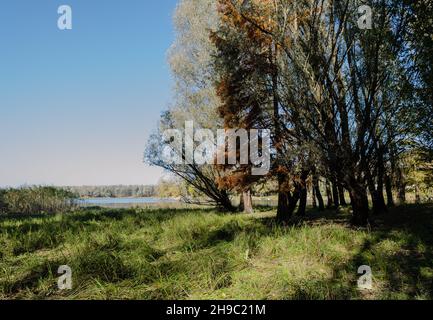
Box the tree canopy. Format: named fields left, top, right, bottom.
left=146, top=0, right=433, bottom=224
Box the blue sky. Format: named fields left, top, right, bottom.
left=0, top=0, right=179, bottom=187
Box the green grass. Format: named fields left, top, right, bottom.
left=0, top=204, right=432, bottom=300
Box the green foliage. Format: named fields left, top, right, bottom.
left=0, top=186, right=77, bottom=215
left=1, top=205, right=432, bottom=299
left=0, top=190, right=7, bottom=214
left=401, top=149, right=433, bottom=198
left=156, top=178, right=183, bottom=198
left=66, top=185, right=156, bottom=198
left=405, top=0, right=433, bottom=151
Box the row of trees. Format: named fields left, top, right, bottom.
left=66, top=185, right=156, bottom=198
left=146, top=0, right=433, bottom=225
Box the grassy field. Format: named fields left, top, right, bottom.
left=0, top=204, right=432, bottom=300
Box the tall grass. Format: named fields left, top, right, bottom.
left=0, top=204, right=432, bottom=300
left=0, top=186, right=77, bottom=215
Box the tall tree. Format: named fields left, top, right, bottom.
left=145, top=0, right=235, bottom=210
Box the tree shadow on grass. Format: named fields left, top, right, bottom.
left=252, top=203, right=433, bottom=299
left=323, top=203, right=433, bottom=299
left=0, top=258, right=62, bottom=297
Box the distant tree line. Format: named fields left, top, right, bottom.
left=65, top=185, right=156, bottom=198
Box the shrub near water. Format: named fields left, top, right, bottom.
left=0, top=186, right=77, bottom=215
left=0, top=190, right=7, bottom=213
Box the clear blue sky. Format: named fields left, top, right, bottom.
left=0, top=0, right=179, bottom=187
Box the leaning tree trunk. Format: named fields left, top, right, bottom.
left=219, top=191, right=236, bottom=212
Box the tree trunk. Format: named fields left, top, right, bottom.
left=326, top=181, right=333, bottom=209
left=332, top=181, right=340, bottom=208
left=375, top=146, right=388, bottom=214
left=349, top=185, right=370, bottom=226
left=375, top=185, right=387, bottom=214
left=312, top=186, right=317, bottom=209
left=288, top=190, right=301, bottom=216
left=338, top=185, right=347, bottom=206
left=396, top=166, right=407, bottom=204
left=415, top=184, right=421, bottom=203
left=296, top=170, right=309, bottom=216
left=384, top=174, right=394, bottom=207
left=369, top=188, right=386, bottom=215
left=398, top=184, right=407, bottom=204
left=297, top=186, right=307, bottom=216
left=238, top=193, right=244, bottom=212
left=276, top=190, right=291, bottom=222
left=313, top=177, right=325, bottom=211
left=367, top=174, right=386, bottom=215
left=220, top=192, right=236, bottom=212
left=242, top=190, right=254, bottom=214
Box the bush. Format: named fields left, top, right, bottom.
left=0, top=186, right=77, bottom=215
left=0, top=190, right=7, bottom=214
